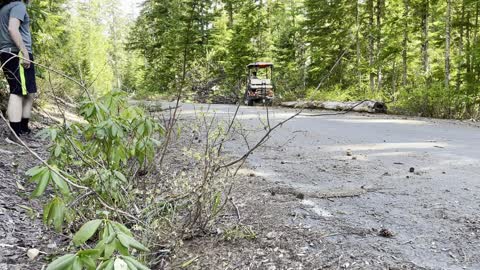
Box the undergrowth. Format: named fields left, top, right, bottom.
left=25, top=90, right=279, bottom=269
left=27, top=91, right=161, bottom=269
left=290, top=83, right=480, bottom=120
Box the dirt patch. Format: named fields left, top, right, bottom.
left=172, top=173, right=428, bottom=270
left=0, top=123, right=67, bottom=270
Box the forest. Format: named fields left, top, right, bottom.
left=21, top=0, right=480, bottom=119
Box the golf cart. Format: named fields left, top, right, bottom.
left=245, top=62, right=275, bottom=106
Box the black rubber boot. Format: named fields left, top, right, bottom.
left=9, top=122, right=22, bottom=136
left=21, top=118, right=31, bottom=134
left=7, top=122, right=23, bottom=144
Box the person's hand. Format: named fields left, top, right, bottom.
left=20, top=50, right=30, bottom=69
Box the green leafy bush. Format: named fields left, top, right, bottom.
left=47, top=219, right=149, bottom=270
left=26, top=91, right=269, bottom=269
left=26, top=91, right=163, bottom=269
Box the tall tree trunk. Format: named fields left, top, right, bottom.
left=456, top=1, right=465, bottom=93
left=445, top=0, right=451, bottom=91
left=474, top=2, right=479, bottom=80
left=110, top=3, right=121, bottom=90
left=466, top=9, right=471, bottom=75
left=227, top=1, right=233, bottom=28
left=200, top=1, right=207, bottom=46
left=421, top=0, right=430, bottom=78
left=376, top=0, right=383, bottom=91
left=402, top=0, right=409, bottom=87
left=475, top=2, right=479, bottom=45
left=356, top=0, right=361, bottom=87
left=368, top=0, right=375, bottom=92
left=445, top=0, right=453, bottom=117
left=392, top=60, right=397, bottom=98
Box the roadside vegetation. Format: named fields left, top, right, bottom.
left=8, top=83, right=295, bottom=269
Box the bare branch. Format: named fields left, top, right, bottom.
left=219, top=111, right=301, bottom=169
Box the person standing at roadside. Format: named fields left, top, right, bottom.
left=0, top=0, right=36, bottom=137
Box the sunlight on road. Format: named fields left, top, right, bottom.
left=323, top=142, right=448, bottom=152
left=367, top=151, right=416, bottom=157
left=235, top=113, right=297, bottom=120
left=323, top=119, right=429, bottom=125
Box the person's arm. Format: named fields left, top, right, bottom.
left=8, top=17, right=30, bottom=69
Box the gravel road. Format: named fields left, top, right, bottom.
left=174, top=102, right=480, bottom=270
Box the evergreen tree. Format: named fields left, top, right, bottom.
left=125, top=0, right=480, bottom=118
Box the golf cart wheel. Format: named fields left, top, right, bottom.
left=247, top=99, right=254, bottom=106
left=263, top=99, right=273, bottom=106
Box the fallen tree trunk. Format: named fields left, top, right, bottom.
left=280, top=100, right=387, bottom=113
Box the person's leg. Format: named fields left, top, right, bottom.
left=20, top=53, right=38, bottom=134
left=2, top=52, right=37, bottom=136
left=21, top=93, right=34, bottom=133
left=1, top=52, right=22, bottom=135
left=7, top=94, right=23, bottom=135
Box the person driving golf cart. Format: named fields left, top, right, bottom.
left=245, top=62, right=274, bottom=106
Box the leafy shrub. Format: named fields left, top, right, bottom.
left=27, top=91, right=163, bottom=269
left=47, top=219, right=149, bottom=270
left=26, top=90, right=264, bottom=269
left=304, top=84, right=385, bottom=102
left=393, top=83, right=452, bottom=118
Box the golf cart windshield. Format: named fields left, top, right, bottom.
left=247, top=62, right=274, bottom=79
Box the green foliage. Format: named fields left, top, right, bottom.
left=26, top=88, right=240, bottom=270
left=393, top=83, right=458, bottom=118
left=271, top=0, right=307, bottom=97
left=25, top=92, right=161, bottom=269
left=22, top=0, right=480, bottom=118
left=28, top=0, right=138, bottom=101
left=36, top=91, right=163, bottom=202
left=129, top=0, right=275, bottom=98
left=26, top=166, right=70, bottom=197
left=73, top=219, right=104, bottom=246
left=127, top=0, right=480, bottom=119
left=47, top=219, right=149, bottom=269
left=304, top=0, right=355, bottom=86
left=129, top=0, right=216, bottom=94
left=29, top=0, right=69, bottom=58
left=306, top=87, right=360, bottom=103
left=42, top=197, right=66, bottom=232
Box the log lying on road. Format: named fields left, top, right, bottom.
left=280, top=100, right=387, bottom=113
left=128, top=100, right=165, bottom=112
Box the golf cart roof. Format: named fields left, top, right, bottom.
left=247, top=62, right=274, bottom=68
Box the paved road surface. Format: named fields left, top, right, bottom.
left=174, top=103, right=480, bottom=270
